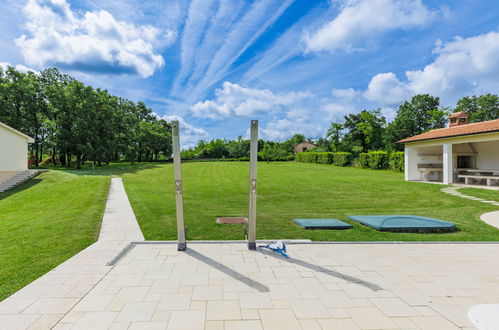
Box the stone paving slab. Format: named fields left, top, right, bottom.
left=53, top=242, right=499, bottom=330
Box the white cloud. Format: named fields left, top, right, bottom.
left=0, top=62, right=37, bottom=73
left=260, top=116, right=323, bottom=141
left=16, top=0, right=172, bottom=77
left=305, top=0, right=434, bottom=53
left=363, top=72, right=412, bottom=105
left=159, top=114, right=209, bottom=148
left=191, top=82, right=312, bottom=119
left=363, top=31, right=499, bottom=105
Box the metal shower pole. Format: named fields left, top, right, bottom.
left=248, top=120, right=258, bottom=250
left=172, top=121, right=186, bottom=251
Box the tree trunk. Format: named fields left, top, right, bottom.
left=76, top=154, right=81, bottom=169
left=34, top=142, right=39, bottom=167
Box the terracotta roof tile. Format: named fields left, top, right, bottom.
left=398, top=118, right=499, bottom=143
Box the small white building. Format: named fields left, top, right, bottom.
left=0, top=121, right=34, bottom=173
left=399, top=113, right=499, bottom=186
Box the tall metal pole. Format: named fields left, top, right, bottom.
left=248, top=120, right=258, bottom=250
left=172, top=121, right=186, bottom=251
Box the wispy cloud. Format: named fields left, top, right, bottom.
left=170, top=0, right=218, bottom=96
left=173, top=0, right=294, bottom=103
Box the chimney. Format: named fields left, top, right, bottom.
left=449, top=111, right=468, bottom=127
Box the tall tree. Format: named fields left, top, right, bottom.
left=343, top=109, right=386, bottom=152
left=385, top=94, right=447, bottom=150
left=455, top=94, right=499, bottom=122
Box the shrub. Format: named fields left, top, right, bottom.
left=295, top=152, right=333, bottom=164
left=368, top=151, right=389, bottom=169
left=358, top=151, right=389, bottom=169
left=389, top=152, right=404, bottom=172
left=333, top=152, right=352, bottom=166
left=359, top=153, right=369, bottom=168
left=316, top=152, right=334, bottom=164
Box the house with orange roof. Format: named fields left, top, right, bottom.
left=398, top=112, right=499, bottom=186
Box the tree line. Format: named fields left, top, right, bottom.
left=3, top=65, right=498, bottom=166
left=320, top=93, right=499, bottom=154
left=182, top=93, right=499, bottom=161
left=0, top=66, right=172, bottom=168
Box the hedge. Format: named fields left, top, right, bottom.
left=359, top=151, right=389, bottom=170
left=389, top=152, right=404, bottom=172
left=296, top=152, right=352, bottom=166
left=297, top=151, right=404, bottom=171
left=333, top=152, right=352, bottom=166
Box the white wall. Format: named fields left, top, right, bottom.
left=475, top=140, right=499, bottom=169
left=0, top=126, right=30, bottom=171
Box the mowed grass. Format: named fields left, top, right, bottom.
left=0, top=171, right=109, bottom=301
left=459, top=187, right=499, bottom=202
left=122, top=162, right=499, bottom=241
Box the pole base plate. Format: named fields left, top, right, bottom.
left=177, top=242, right=187, bottom=251
left=248, top=242, right=256, bottom=250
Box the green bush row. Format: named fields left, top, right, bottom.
left=359, top=151, right=405, bottom=171
left=297, top=151, right=404, bottom=171
left=295, top=152, right=352, bottom=166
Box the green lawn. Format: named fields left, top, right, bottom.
left=122, top=162, right=499, bottom=241
left=459, top=187, right=499, bottom=202
left=0, top=171, right=109, bottom=301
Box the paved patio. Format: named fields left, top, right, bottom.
left=42, top=243, right=499, bottom=329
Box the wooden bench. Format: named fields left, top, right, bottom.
left=458, top=174, right=499, bottom=186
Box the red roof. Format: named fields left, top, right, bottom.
left=398, top=118, right=499, bottom=143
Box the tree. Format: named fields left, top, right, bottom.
left=326, top=122, right=343, bottom=151
left=343, top=109, right=386, bottom=152
left=385, top=94, right=447, bottom=150
left=455, top=94, right=499, bottom=122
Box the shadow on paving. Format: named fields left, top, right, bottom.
left=185, top=248, right=270, bottom=293
left=258, top=247, right=383, bottom=291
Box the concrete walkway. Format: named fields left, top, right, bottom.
left=0, top=178, right=144, bottom=329
left=441, top=186, right=499, bottom=229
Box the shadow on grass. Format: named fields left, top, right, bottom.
left=31, top=162, right=166, bottom=176
left=259, top=248, right=383, bottom=291
left=0, top=179, right=42, bottom=201
left=185, top=248, right=269, bottom=293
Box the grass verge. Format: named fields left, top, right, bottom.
left=0, top=171, right=109, bottom=301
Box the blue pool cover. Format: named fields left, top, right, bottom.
left=348, top=215, right=456, bottom=232
left=293, top=219, right=352, bottom=229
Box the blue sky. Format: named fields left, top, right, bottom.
left=1, top=0, right=499, bottom=146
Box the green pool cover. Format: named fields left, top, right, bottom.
left=348, top=215, right=456, bottom=232
left=293, top=219, right=352, bottom=229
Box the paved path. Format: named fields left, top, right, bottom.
left=0, top=178, right=144, bottom=329
left=441, top=186, right=499, bottom=229
left=52, top=242, right=499, bottom=330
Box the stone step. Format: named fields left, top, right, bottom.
left=0, top=170, right=44, bottom=193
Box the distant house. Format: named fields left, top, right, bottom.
left=398, top=112, right=499, bottom=186
left=294, top=141, right=317, bottom=153
left=0, top=121, right=34, bottom=172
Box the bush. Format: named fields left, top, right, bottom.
left=333, top=152, right=352, bottom=166
left=358, top=151, right=389, bottom=169
left=295, top=152, right=333, bottom=164
left=389, top=152, right=404, bottom=172
left=359, top=153, right=369, bottom=168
